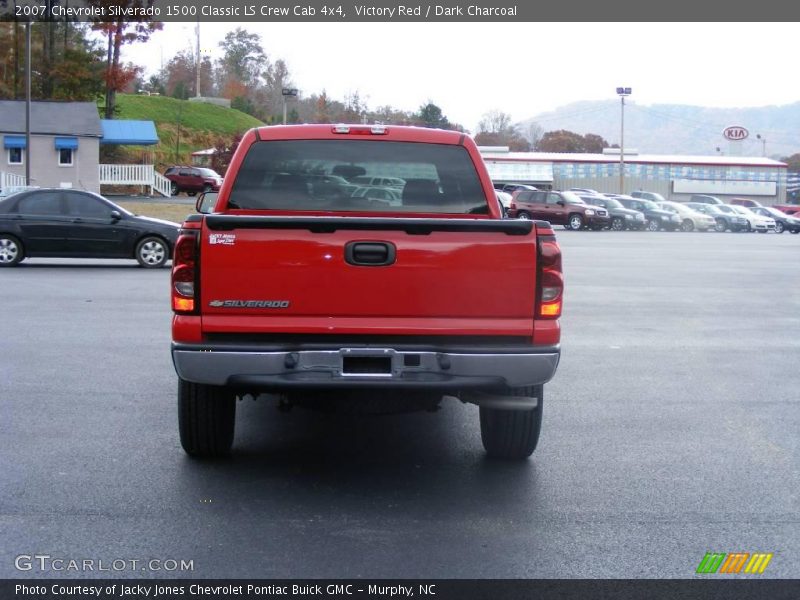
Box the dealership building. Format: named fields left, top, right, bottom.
left=480, top=147, right=789, bottom=206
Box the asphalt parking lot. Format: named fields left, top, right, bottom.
left=1, top=231, right=798, bottom=579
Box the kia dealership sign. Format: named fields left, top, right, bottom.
left=723, top=126, right=749, bottom=141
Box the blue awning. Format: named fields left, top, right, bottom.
left=4, top=135, right=26, bottom=149
left=100, top=120, right=159, bottom=145
left=55, top=137, right=79, bottom=150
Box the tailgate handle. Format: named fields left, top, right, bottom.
left=345, top=241, right=396, bottom=266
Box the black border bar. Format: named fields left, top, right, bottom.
left=2, top=0, right=798, bottom=22
left=4, top=580, right=800, bottom=600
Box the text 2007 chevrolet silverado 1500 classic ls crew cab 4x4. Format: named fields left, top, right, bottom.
left=170, top=124, right=562, bottom=460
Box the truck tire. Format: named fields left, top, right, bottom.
left=479, top=384, right=543, bottom=459
left=178, top=378, right=236, bottom=458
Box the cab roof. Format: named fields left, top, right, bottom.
left=254, top=124, right=467, bottom=145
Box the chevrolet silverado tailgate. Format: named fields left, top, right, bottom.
left=198, top=216, right=538, bottom=336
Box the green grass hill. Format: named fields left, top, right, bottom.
left=104, top=94, right=263, bottom=169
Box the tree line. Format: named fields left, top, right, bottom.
left=0, top=13, right=617, bottom=153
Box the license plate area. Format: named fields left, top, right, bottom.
left=342, top=355, right=392, bottom=376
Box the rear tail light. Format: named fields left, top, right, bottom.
left=536, top=225, right=563, bottom=319
left=171, top=231, right=199, bottom=314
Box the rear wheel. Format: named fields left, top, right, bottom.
left=715, top=218, right=727, bottom=232
left=611, top=217, right=625, bottom=231
left=566, top=214, right=584, bottom=231
left=479, top=385, right=543, bottom=460
left=681, top=219, right=694, bottom=232
left=0, top=234, right=24, bottom=267
left=178, top=378, right=236, bottom=458
left=170, top=181, right=178, bottom=196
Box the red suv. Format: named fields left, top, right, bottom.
left=508, top=190, right=611, bottom=230
left=728, top=197, right=763, bottom=208
left=164, top=166, right=223, bottom=196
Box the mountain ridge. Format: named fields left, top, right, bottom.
left=519, top=100, right=800, bottom=158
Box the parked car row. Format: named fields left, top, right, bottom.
left=501, top=186, right=800, bottom=233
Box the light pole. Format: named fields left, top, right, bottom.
left=25, top=20, right=32, bottom=186
left=756, top=134, right=766, bottom=157
left=282, top=88, right=298, bottom=125
left=616, top=87, right=631, bottom=194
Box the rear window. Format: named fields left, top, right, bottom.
left=227, top=140, right=487, bottom=214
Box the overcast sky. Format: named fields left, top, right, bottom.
left=126, top=22, right=798, bottom=132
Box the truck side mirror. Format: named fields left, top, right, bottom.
left=196, top=191, right=218, bottom=214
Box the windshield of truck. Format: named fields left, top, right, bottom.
left=226, top=140, right=488, bottom=214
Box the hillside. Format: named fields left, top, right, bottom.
left=519, top=101, right=800, bottom=158
left=105, top=94, right=263, bottom=168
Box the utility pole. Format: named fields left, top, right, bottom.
left=616, top=87, right=631, bottom=194
left=195, top=20, right=201, bottom=97
left=25, top=20, right=31, bottom=186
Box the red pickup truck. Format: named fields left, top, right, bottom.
left=170, top=125, right=562, bottom=460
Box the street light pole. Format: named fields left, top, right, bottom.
left=756, top=134, right=766, bottom=157
left=616, top=87, right=631, bottom=194
left=281, top=87, right=298, bottom=125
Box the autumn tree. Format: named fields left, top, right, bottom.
left=161, top=49, right=213, bottom=99
left=312, top=90, right=333, bottom=123
left=474, top=110, right=531, bottom=151
left=781, top=153, right=800, bottom=172
left=89, top=0, right=162, bottom=118
left=0, top=21, right=105, bottom=101
left=210, top=132, right=243, bottom=176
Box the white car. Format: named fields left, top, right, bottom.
left=657, top=201, right=716, bottom=231
left=496, top=191, right=513, bottom=212
left=727, top=205, right=776, bottom=233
